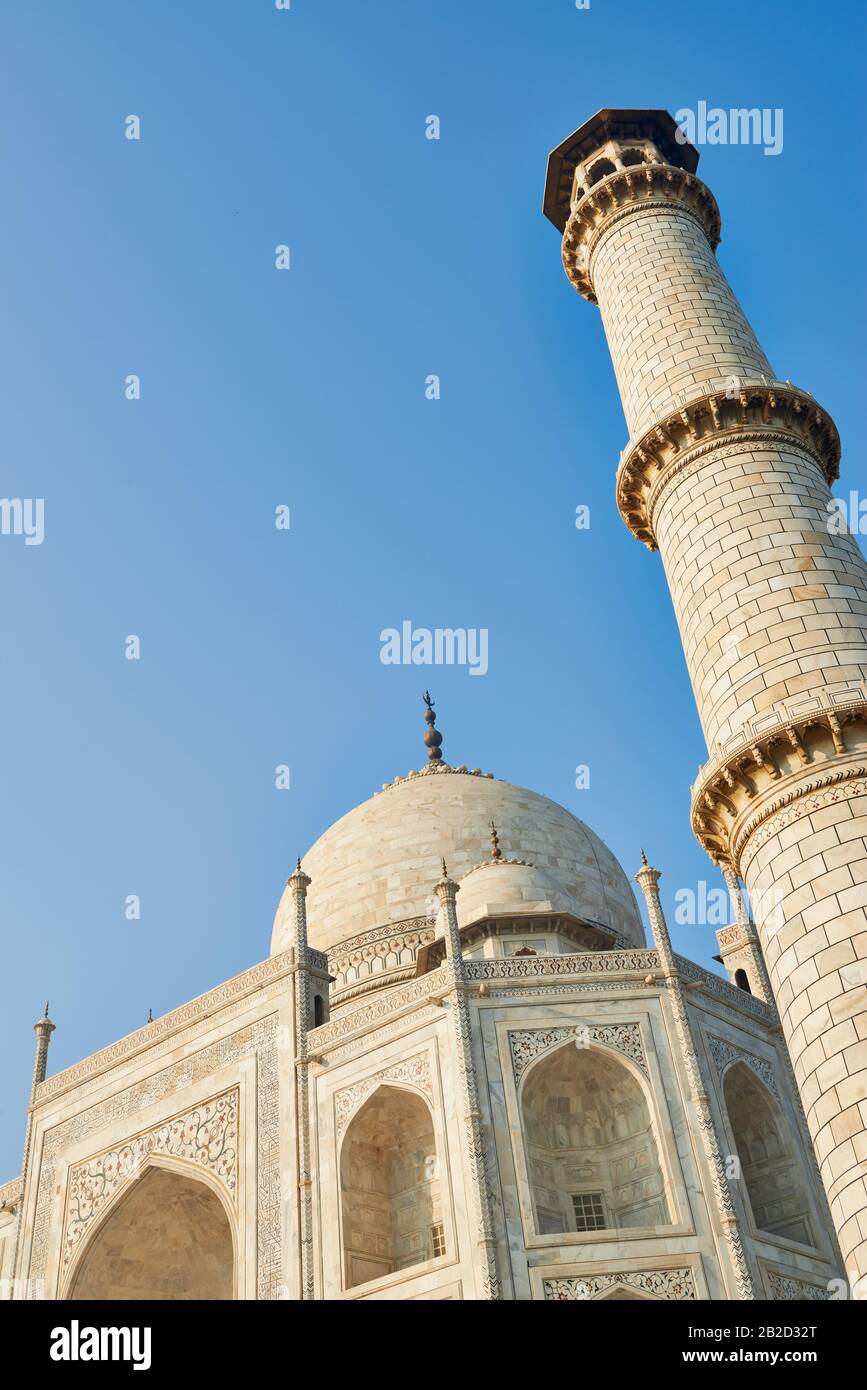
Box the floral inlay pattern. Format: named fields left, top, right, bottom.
left=509, top=1023, right=647, bottom=1083
left=334, top=1053, right=433, bottom=1141
left=544, top=1268, right=696, bottom=1300
left=62, top=1089, right=238, bottom=1276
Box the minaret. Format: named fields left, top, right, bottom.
left=433, top=860, right=501, bottom=1299
left=544, top=109, right=867, bottom=1284
left=287, top=858, right=315, bottom=1300
left=11, top=1005, right=56, bottom=1291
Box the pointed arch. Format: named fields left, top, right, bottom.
left=339, top=1084, right=444, bottom=1290
left=64, top=1154, right=237, bottom=1300
left=520, top=1042, right=671, bottom=1236
left=723, top=1061, right=815, bottom=1248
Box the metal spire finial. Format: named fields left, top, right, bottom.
left=490, top=820, right=502, bottom=862
left=441, top=856, right=449, bottom=879
left=43, top=1001, right=49, bottom=1018
left=422, top=691, right=443, bottom=763
left=640, top=847, right=648, bottom=866
left=147, top=1007, right=153, bottom=1023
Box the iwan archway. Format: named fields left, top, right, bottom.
left=66, top=1160, right=236, bottom=1300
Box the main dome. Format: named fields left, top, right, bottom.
left=271, top=766, right=644, bottom=955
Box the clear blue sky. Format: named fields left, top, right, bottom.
left=1, top=0, right=864, bottom=1179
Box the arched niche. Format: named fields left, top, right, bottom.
left=521, top=1043, right=671, bottom=1236
left=723, top=1062, right=815, bottom=1247
left=587, top=157, right=616, bottom=185
left=340, top=1084, right=444, bottom=1289
left=66, top=1159, right=235, bottom=1300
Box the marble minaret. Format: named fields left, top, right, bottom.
left=544, top=108, right=867, bottom=1286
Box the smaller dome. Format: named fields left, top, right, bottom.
left=456, top=859, right=587, bottom=929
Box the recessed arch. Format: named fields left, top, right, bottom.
left=339, top=1084, right=444, bottom=1289
left=723, top=1061, right=815, bottom=1248
left=520, top=1042, right=671, bottom=1236
left=65, top=1155, right=236, bottom=1300
left=587, top=157, right=617, bottom=186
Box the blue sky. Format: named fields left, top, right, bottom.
left=1, top=0, right=864, bottom=1178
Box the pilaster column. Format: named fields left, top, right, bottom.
left=635, top=855, right=757, bottom=1298
left=433, top=861, right=501, bottom=1299
left=546, top=108, right=867, bottom=1284
left=288, top=859, right=315, bottom=1300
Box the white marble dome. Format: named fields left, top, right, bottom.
left=271, top=766, right=644, bottom=955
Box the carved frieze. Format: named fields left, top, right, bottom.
left=327, top=917, right=437, bottom=1009
left=715, top=924, right=743, bottom=952
left=508, top=1022, right=647, bottom=1083
left=464, top=949, right=658, bottom=982
left=736, top=768, right=867, bottom=876
left=312, top=965, right=450, bottom=1049
left=693, top=733, right=867, bottom=870
left=674, top=956, right=775, bottom=1022
left=562, top=163, right=720, bottom=303
left=767, top=1270, right=833, bottom=1301
left=544, top=1267, right=696, bottom=1300
left=615, top=386, right=840, bottom=549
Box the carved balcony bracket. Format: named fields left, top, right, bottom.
left=689, top=697, right=867, bottom=870
left=613, top=384, right=840, bottom=548
left=562, top=164, right=721, bottom=303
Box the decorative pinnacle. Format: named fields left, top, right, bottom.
left=147, top=1008, right=153, bottom=1023
left=34, top=1002, right=55, bottom=1033
left=441, top=857, right=449, bottom=878
left=640, top=848, right=648, bottom=866
left=490, top=821, right=503, bottom=862
left=288, top=856, right=311, bottom=889
left=422, top=691, right=443, bottom=763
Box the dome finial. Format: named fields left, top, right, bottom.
left=490, top=820, right=503, bottom=861
left=422, top=691, right=443, bottom=763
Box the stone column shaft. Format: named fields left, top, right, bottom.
left=434, top=864, right=501, bottom=1299
left=636, top=858, right=757, bottom=1298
